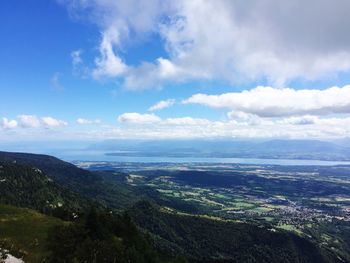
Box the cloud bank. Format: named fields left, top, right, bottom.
left=184, top=85, right=350, bottom=117
left=104, top=113, right=350, bottom=140
left=3, top=111, right=350, bottom=140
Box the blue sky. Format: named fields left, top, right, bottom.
left=1, top=0, right=350, bottom=142
left=0, top=1, right=226, bottom=121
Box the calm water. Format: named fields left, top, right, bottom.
left=54, top=150, right=350, bottom=166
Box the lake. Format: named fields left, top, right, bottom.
left=54, top=150, right=350, bottom=166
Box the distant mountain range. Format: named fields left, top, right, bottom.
left=89, top=139, right=350, bottom=161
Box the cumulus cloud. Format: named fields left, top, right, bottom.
left=148, top=99, right=175, bottom=111
left=17, top=115, right=67, bottom=128
left=18, top=115, right=41, bottom=128
left=76, top=118, right=101, bottom=125
left=41, top=117, right=68, bottom=127
left=227, top=111, right=263, bottom=126
left=60, top=0, right=350, bottom=89
left=183, top=85, right=350, bottom=117
left=117, top=112, right=161, bottom=124
left=0, top=118, right=18, bottom=129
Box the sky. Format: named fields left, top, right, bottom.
left=1, top=0, right=350, bottom=142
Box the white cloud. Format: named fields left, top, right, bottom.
left=279, top=116, right=318, bottom=125
left=109, top=109, right=350, bottom=139
left=92, top=29, right=128, bottom=79
left=61, top=0, right=350, bottom=89
left=227, top=111, right=263, bottom=126
left=17, top=115, right=67, bottom=128
left=0, top=118, right=18, bottom=129
left=117, top=112, right=210, bottom=126
left=164, top=117, right=210, bottom=126
left=117, top=112, right=161, bottom=124
left=4, top=112, right=350, bottom=140
left=41, top=117, right=68, bottom=127
left=76, top=118, right=101, bottom=125
left=184, top=85, right=350, bottom=117
left=18, top=115, right=41, bottom=128
left=148, top=99, right=175, bottom=111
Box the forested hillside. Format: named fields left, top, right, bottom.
left=0, top=204, right=186, bottom=263
left=128, top=201, right=335, bottom=263
left=0, top=162, right=88, bottom=219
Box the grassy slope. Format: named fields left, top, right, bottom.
left=0, top=204, right=66, bottom=263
